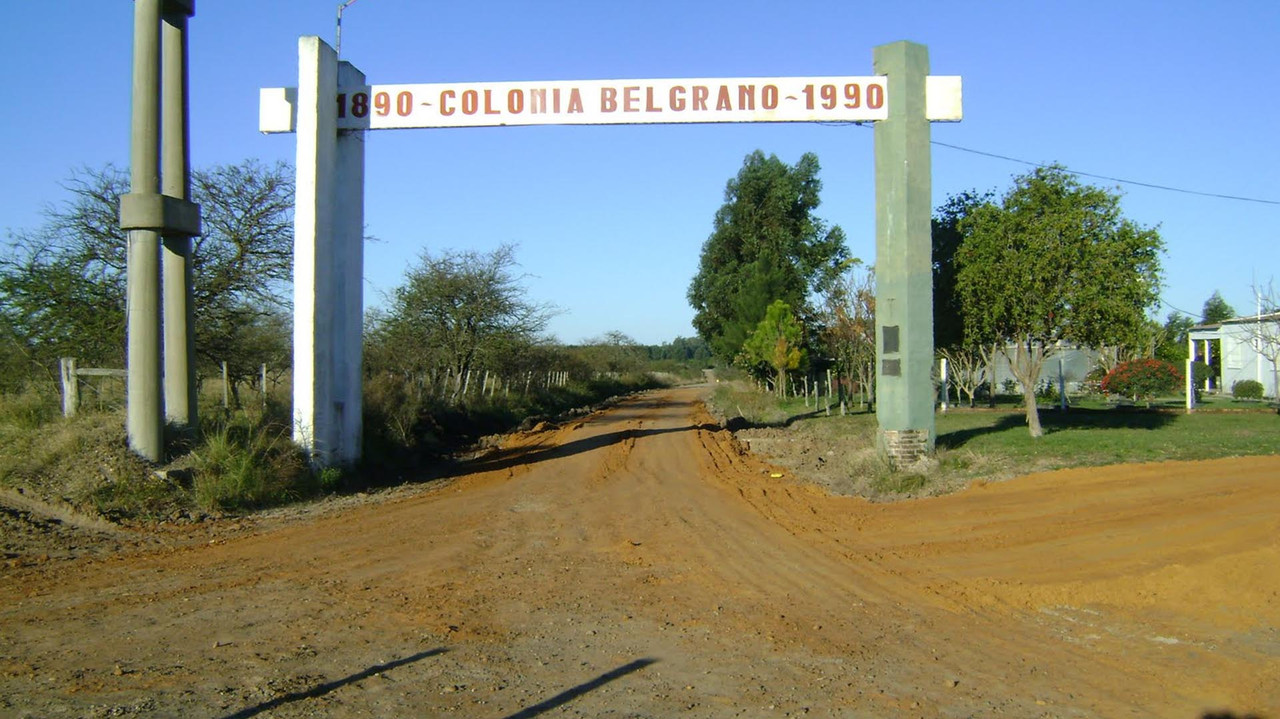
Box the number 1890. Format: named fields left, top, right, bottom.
left=337, top=90, right=414, bottom=119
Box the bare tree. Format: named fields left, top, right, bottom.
left=0, top=161, right=295, bottom=386
left=1246, top=280, right=1280, bottom=402
left=821, top=259, right=875, bottom=409
left=938, top=346, right=988, bottom=407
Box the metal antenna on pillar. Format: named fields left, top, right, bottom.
left=336, top=0, right=362, bottom=58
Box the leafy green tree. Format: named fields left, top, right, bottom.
left=1154, top=311, right=1195, bottom=365
left=932, top=189, right=994, bottom=351
left=742, top=300, right=805, bottom=396
left=933, top=190, right=1000, bottom=409
left=1194, top=290, right=1237, bottom=388
left=0, top=161, right=295, bottom=387
left=688, top=151, right=847, bottom=361
left=954, top=165, right=1163, bottom=437
left=1202, top=290, right=1236, bottom=323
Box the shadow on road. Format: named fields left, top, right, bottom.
left=447, top=424, right=720, bottom=477
left=220, top=648, right=448, bottom=719
left=500, top=658, right=658, bottom=719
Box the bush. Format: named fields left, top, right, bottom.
left=1080, top=367, right=1107, bottom=396
left=1191, top=360, right=1214, bottom=387
left=1102, top=359, right=1183, bottom=404
left=1232, top=379, right=1265, bottom=400
left=1035, top=379, right=1059, bottom=402
left=190, top=422, right=313, bottom=512
left=0, top=384, right=59, bottom=430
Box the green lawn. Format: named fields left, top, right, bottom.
left=711, top=383, right=1279, bottom=492
left=935, top=407, right=1278, bottom=469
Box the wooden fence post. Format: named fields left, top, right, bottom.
left=60, top=357, right=79, bottom=418
left=825, top=369, right=832, bottom=416
left=221, top=361, right=229, bottom=409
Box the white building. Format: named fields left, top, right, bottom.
left=1189, top=312, right=1280, bottom=398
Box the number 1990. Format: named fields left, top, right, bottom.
left=801, top=83, right=884, bottom=111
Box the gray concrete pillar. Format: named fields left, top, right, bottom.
left=121, top=0, right=200, bottom=461
left=126, top=0, right=164, bottom=461
left=873, top=40, right=935, bottom=465
left=162, top=3, right=198, bottom=431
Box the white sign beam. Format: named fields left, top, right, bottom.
left=262, top=75, right=960, bottom=133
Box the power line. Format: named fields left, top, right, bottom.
left=1158, top=296, right=1201, bottom=320
left=823, top=122, right=1280, bottom=206
left=929, top=141, right=1280, bottom=206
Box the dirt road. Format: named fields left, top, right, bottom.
left=2, top=387, right=1277, bottom=717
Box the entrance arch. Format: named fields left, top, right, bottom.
left=260, top=37, right=961, bottom=467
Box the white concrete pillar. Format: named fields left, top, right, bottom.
left=293, top=36, right=360, bottom=467
left=333, top=59, right=366, bottom=465
left=1203, top=339, right=1212, bottom=392
left=1185, top=357, right=1194, bottom=412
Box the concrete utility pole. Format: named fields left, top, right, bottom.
left=120, top=0, right=201, bottom=461
left=873, top=41, right=935, bottom=466
left=161, top=0, right=198, bottom=433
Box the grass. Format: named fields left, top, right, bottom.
left=710, top=382, right=1279, bottom=500
left=0, top=371, right=673, bottom=521
left=188, top=421, right=313, bottom=512
left=936, top=407, right=1278, bottom=468
left=0, top=381, right=322, bottom=520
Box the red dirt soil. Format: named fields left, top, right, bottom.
left=1, top=386, right=1276, bottom=717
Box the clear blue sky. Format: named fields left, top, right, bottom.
left=2, top=1, right=1277, bottom=345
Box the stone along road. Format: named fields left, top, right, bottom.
left=1, top=387, right=1277, bottom=717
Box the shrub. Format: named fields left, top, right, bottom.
left=1232, top=379, right=1265, bottom=400
left=0, top=384, right=59, bottom=430
left=1191, top=360, right=1214, bottom=386
left=1080, top=367, right=1108, bottom=396
left=190, top=416, right=313, bottom=512
left=1035, top=379, right=1059, bottom=402
left=1102, top=359, right=1183, bottom=404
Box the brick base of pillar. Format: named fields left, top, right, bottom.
left=880, top=428, right=932, bottom=468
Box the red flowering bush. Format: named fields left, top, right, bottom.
left=1101, top=359, right=1183, bottom=404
